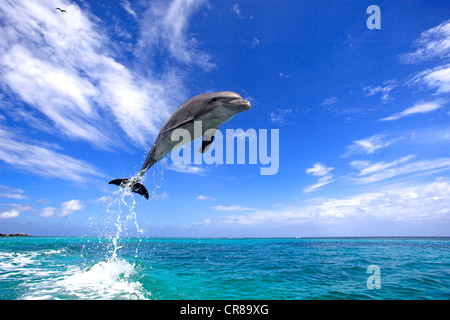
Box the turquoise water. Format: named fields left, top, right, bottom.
left=0, top=236, right=449, bottom=300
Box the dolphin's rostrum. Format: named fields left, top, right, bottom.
left=109, top=91, right=251, bottom=199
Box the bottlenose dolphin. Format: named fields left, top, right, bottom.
left=109, top=91, right=251, bottom=199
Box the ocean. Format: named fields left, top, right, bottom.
left=0, top=236, right=449, bottom=300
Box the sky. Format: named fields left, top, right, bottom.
left=0, top=0, right=449, bottom=237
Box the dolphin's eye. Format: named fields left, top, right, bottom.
left=209, top=97, right=220, bottom=105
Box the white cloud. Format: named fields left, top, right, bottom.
left=212, top=205, right=257, bottom=211
left=232, top=3, right=242, bottom=18
left=0, top=209, right=20, bottom=219
left=0, top=204, right=32, bottom=219
left=399, top=20, right=450, bottom=103
left=269, top=108, right=293, bottom=126
left=303, top=175, right=335, bottom=193
left=0, top=128, right=104, bottom=182
left=306, top=163, right=333, bottom=177
left=96, top=196, right=113, bottom=203
left=39, top=207, right=58, bottom=218
left=60, top=199, right=84, bottom=218
left=204, top=179, right=450, bottom=226
left=350, top=155, right=415, bottom=176
left=167, top=163, right=207, bottom=175
left=363, top=80, right=397, bottom=103
left=121, top=0, right=137, bottom=18
left=311, top=181, right=450, bottom=222
left=0, top=0, right=206, bottom=150
left=304, top=163, right=335, bottom=192
left=343, top=134, right=399, bottom=156
left=0, top=185, right=28, bottom=200
left=380, top=100, right=445, bottom=121
left=38, top=200, right=86, bottom=218
left=400, top=19, right=450, bottom=63
left=197, top=195, right=215, bottom=200
left=244, top=37, right=260, bottom=48
left=320, top=97, right=339, bottom=106
left=152, top=191, right=169, bottom=200
left=409, top=64, right=450, bottom=94
left=349, top=156, right=450, bottom=184
left=137, top=0, right=214, bottom=70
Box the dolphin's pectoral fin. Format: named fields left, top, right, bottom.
left=200, top=135, right=215, bottom=153
left=108, top=178, right=149, bottom=200
left=162, top=116, right=194, bottom=134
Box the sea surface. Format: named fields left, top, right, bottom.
left=0, top=236, right=449, bottom=300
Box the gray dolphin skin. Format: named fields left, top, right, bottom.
left=109, top=91, right=251, bottom=199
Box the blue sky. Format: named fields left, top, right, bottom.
left=0, top=0, right=449, bottom=237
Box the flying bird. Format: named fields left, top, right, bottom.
left=56, top=8, right=67, bottom=14
left=109, top=92, right=251, bottom=199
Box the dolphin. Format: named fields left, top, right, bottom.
left=109, top=91, right=251, bottom=199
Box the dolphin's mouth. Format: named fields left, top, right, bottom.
left=227, top=97, right=251, bottom=109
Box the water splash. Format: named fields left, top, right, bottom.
left=106, top=184, right=143, bottom=259
left=31, top=175, right=153, bottom=300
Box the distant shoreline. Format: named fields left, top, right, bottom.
left=1, top=234, right=448, bottom=239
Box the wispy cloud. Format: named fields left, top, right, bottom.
left=137, top=0, right=214, bottom=70
left=0, top=204, right=32, bottom=219
left=349, top=156, right=450, bottom=184
left=363, top=80, right=397, bottom=103
left=231, top=3, right=242, bottom=18
left=303, top=176, right=335, bottom=193
left=244, top=37, right=260, bottom=48
left=166, top=163, right=207, bottom=175
left=398, top=20, right=450, bottom=115
left=269, top=108, right=294, bottom=126
left=409, top=64, right=450, bottom=94
left=197, top=195, right=215, bottom=201
left=0, top=185, right=28, bottom=200
left=350, top=155, right=415, bottom=177
left=0, top=128, right=104, bottom=182
left=152, top=191, right=169, bottom=200
left=121, top=0, right=137, bottom=18
left=400, top=19, right=450, bottom=63
left=306, top=163, right=333, bottom=176
left=320, top=97, right=339, bottom=106
left=0, top=0, right=210, bottom=151
left=38, top=207, right=58, bottom=218
left=201, top=179, right=450, bottom=227
left=37, top=200, right=84, bottom=218
left=312, top=180, right=450, bottom=222
left=212, top=205, right=257, bottom=211
left=380, top=100, right=445, bottom=121
left=304, top=163, right=334, bottom=193
left=59, top=199, right=84, bottom=218
left=343, top=134, right=400, bottom=156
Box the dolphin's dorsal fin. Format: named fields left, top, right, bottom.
left=162, top=116, right=195, bottom=134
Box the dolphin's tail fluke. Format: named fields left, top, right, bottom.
left=108, top=178, right=149, bottom=200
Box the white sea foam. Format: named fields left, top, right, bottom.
left=20, top=256, right=149, bottom=300
left=56, top=257, right=147, bottom=300
left=1, top=242, right=148, bottom=299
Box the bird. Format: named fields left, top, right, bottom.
left=56, top=8, right=67, bottom=14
